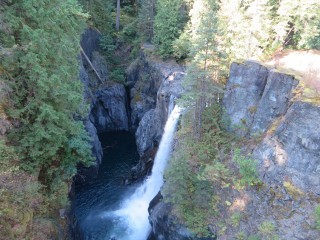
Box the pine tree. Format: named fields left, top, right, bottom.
left=218, top=0, right=275, bottom=62
left=181, top=0, right=224, bottom=138
left=138, top=0, right=156, bottom=41
left=1, top=0, right=93, bottom=207
left=153, top=0, right=187, bottom=58
left=275, top=0, right=320, bottom=49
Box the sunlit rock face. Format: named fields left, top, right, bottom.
left=223, top=61, right=269, bottom=135
left=223, top=60, right=320, bottom=239
left=254, top=101, right=320, bottom=194
left=223, top=61, right=299, bottom=135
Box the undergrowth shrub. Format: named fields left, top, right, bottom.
left=233, top=148, right=260, bottom=188
left=164, top=104, right=233, bottom=238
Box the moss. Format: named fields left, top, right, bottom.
left=258, top=221, right=278, bottom=240
left=230, top=212, right=242, bottom=227
left=235, top=231, right=246, bottom=240
left=248, top=106, right=257, bottom=114
left=266, top=116, right=283, bottom=136
left=315, top=205, right=320, bottom=231
left=283, top=181, right=304, bottom=200
left=133, top=93, right=142, bottom=102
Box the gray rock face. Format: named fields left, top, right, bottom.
left=79, top=58, right=102, bottom=167
left=90, top=83, right=129, bottom=132
left=223, top=61, right=269, bottom=134
left=223, top=61, right=300, bottom=136
left=80, top=28, right=101, bottom=61
left=135, top=109, right=162, bottom=156
left=126, top=54, right=162, bottom=130
left=127, top=53, right=185, bottom=157
left=223, top=60, right=320, bottom=239
left=84, top=120, right=103, bottom=165
left=254, top=101, right=320, bottom=194
left=251, top=70, right=298, bottom=133
left=92, top=51, right=108, bottom=82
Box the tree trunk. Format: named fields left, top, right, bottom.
left=116, top=0, right=120, bottom=31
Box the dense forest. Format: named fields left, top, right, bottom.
left=0, top=0, right=319, bottom=239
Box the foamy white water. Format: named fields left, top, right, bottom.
left=102, top=105, right=181, bottom=240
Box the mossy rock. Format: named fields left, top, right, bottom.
left=283, top=181, right=304, bottom=200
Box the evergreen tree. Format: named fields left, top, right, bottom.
left=153, top=0, right=187, bottom=58
left=138, top=0, right=156, bottom=41
left=218, top=0, right=274, bottom=62
left=1, top=0, right=93, bottom=208
left=181, top=0, right=224, bottom=138
left=275, top=0, right=320, bottom=49
left=116, top=0, right=121, bottom=31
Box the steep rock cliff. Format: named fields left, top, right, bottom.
left=222, top=60, right=320, bottom=239
left=78, top=28, right=129, bottom=177
left=127, top=53, right=185, bottom=155
left=90, top=83, right=129, bottom=133
left=127, top=52, right=185, bottom=179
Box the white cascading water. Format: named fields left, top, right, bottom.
left=102, top=105, right=181, bottom=240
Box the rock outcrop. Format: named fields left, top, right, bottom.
left=223, top=61, right=299, bottom=135
left=223, top=60, right=320, bottom=195
left=150, top=60, right=320, bottom=240
left=222, top=60, right=320, bottom=239
left=127, top=52, right=185, bottom=179
left=127, top=53, right=185, bottom=156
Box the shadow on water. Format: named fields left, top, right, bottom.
left=73, top=131, right=140, bottom=240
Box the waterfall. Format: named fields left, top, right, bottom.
left=167, top=95, right=175, bottom=118
left=102, top=105, right=181, bottom=240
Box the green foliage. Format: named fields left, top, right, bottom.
left=164, top=105, right=233, bottom=237
left=258, top=221, right=278, bottom=240
left=0, top=139, right=19, bottom=172
left=79, top=0, right=115, bottom=35
left=173, top=29, right=191, bottom=60
left=1, top=0, right=93, bottom=210
left=0, top=170, right=42, bottom=239
left=137, top=0, right=156, bottom=41
left=248, top=235, right=261, bottom=240
left=275, top=0, right=320, bottom=49
left=235, top=231, right=246, bottom=240
left=315, top=205, right=320, bottom=231
left=233, top=148, right=260, bottom=187
left=153, top=0, right=188, bottom=58
left=230, top=212, right=242, bottom=227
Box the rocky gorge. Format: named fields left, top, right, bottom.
left=75, top=29, right=320, bottom=239
left=77, top=29, right=185, bottom=181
